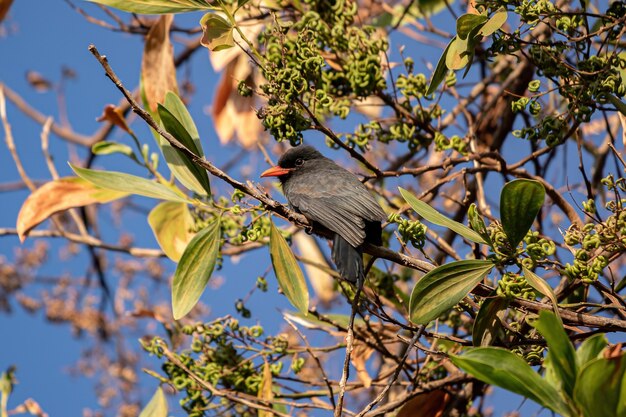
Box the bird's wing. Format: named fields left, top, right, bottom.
left=289, top=193, right=366, bottom=247
left=285, top=164, right=385, bottom=247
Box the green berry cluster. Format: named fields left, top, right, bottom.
left=563, top=175, right=626, bottom=283
left=497, top=272, right=537, bottom=300
left=388, top=213, right=427, bottom=249
left=141, top=319, right=289, bottom=417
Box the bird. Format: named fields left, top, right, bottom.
left=261, top=145, right=386, bottom=284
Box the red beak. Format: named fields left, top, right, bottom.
left=260, top=166, right=294, bottom=178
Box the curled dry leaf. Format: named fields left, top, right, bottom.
left=16, top=177, right=128, bottom=242
left=141, top=14, right=178, bottom=112
left=351, top=342, right=374, bottom=388
left=211, top=55, right=263, bottom=148
left=25, top=71, right=52, bottom=93
left=96, top=104, right=131, bottom=133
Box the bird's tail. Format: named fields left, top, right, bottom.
left=332, top=234, right=363, bottom=284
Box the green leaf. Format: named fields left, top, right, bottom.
left=575, top=333, right=607, bottom=368
left=399, top=187, right=486, bottom=244
left=172, top=217, right=222, bottom=319
left=88, top=0, right=215, bottom=14
left=163, top=92, right=203, bottom=155
left=531, top=311, right=577, bottom=398
left=500, top=179, right=545, bottom=248
left=138, top=387, right=168, bottom=417
left=200, top=13, right=234, bottom=51
left=426, top=39, right=453, bottom=96
left=283, top=311, right=366, bottom=330
left=446, top=36, right=471, bottom=70
left=70, top=164, right=189, bottom=203
left=148, top=201, right=194, bottom=262
left=451, top=347, right=571, bottom=416
left=478, top=7, right=508, bottom=36
left=269, top=220, right=309, bottom=316
left=91, top=141, right=135, bottom=158
left=523, top=267, right=560, bottom=318
left=604, top=93, right=626, bottom=116
left=472, top=295, right=508, bottom=347
left=409, top=259, right=494, bottom=324
left=457, top=14, right=488, bottom=40
left=574, top=352, right=626, bottom=417
left=157, top=102, right=211, bottom=196
left=468, top=203, right=492, bottom=246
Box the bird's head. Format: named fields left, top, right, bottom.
left=260, top=145, right=325, bottom=180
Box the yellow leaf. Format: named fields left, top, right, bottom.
left=258, top=362, right=274, bottom=417
left=148, top=201, right=194, bottom=262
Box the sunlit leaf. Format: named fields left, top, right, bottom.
left=399, top=187, right=486, bottom=244
left=500, top=179, right=545, bottom=248
left=451, top=347, right=571, bottom=416
left=575, top=333, right=607, bottom=368
left=269, top=220, right=309, bottom=316
left=478, top=7, right=508, bottom=36
left=142, top=14, right=178, bottom=113
left=138, top=387, right=167, bottom=417
left=148, top=201, right=194, bottom=262
left=523, top=267, right=560, bottom=318
left=446, top=36, right=471, bottom=70
left=16, top=177, right=128, bottom=242
left=163, top=92, right=203, bottom=155
left=574, top=351, right=626, bottom=417
left=409, top=259, right=494, bottom=324
left=472, top=295, right=508, bottom=347
left=157, top=102, right=211, bottom=195
left=457, top=13, right=488, bottom=40
left=426, top=39, right=453, bottom=95
left=200, top=13, right=234, bottom=51
left=172, top=217, right=222, bottom=319
left=88, top=0, right=214, bottom=14
left=71, top=164, right=189, bottom=203
left=258, top=362, right=274, bottom=417
left=468, top=203, right=492, bottom=246
left=92, top=141, right=135, bottom=158
left=531, top=311, right=577, bottom=397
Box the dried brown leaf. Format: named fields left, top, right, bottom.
left=211, top=56, right=262, bottom=148
left=141, top=14, right=178, bottom=112
left=96, top=104, right=131, bottom=133
left=16, top=177, right=128, bottom=242
left=25, top=71, right=52, bottom=93
left=0, top=0, right=14, bottom=23
left=397, top=390, right=451, bottom=417
left=351, top=343, right=374, bottom=388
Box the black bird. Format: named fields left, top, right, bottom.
left=261, top=145, right=386, bottom=283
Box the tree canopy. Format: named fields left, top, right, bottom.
left=1, top=0, right=626, bottom=416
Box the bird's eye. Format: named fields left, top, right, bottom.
left=295, top=158, right=304, bottom=166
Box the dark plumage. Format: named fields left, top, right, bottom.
left=261, top=145, right=386, bottom=283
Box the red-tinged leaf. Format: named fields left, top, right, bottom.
left=0, top=0, right=14, bottom=23
left=397, top=390, right=451, bottom=417
left=96, top=104, right=131, bottom=133
left=172, top=218, right=221, bottom=319
left=16, top=177, right=128, bottom=242
left=269, top=220, right=309, bottom=316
